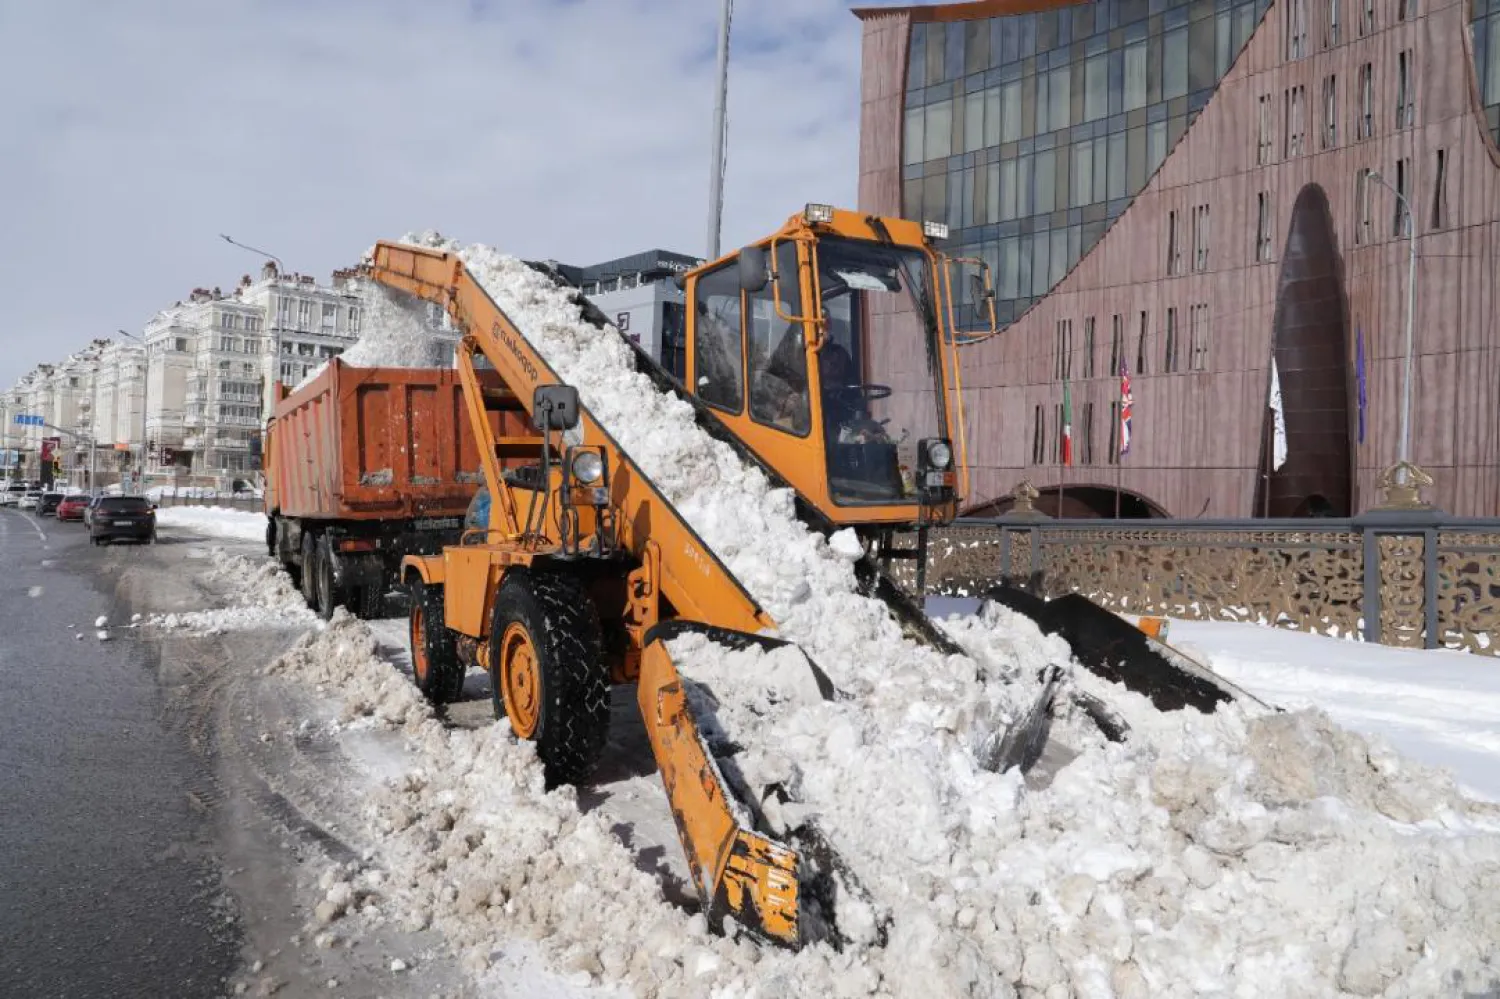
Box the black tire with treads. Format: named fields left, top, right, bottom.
left=409, top=580, right=465, bottom=705
left=490, top=568, right=609, bottom=788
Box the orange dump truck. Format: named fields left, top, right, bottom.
left=264, top=358, right=518, bottom=619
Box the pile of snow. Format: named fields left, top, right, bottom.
left=302, top=230, right=1500, bottom=996
left=155, top=504, right=268, bottom=543
left=295, top=274, right=449, bottom=391
left=148, top=547, right=315, bottom=635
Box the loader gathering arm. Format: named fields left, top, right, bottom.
left=365, top=240, right=823, bottom=946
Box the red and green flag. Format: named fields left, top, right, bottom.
left=1061, top=378, right=1074, bottom=467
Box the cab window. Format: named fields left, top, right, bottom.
left=692, top=265, right=744, bottom=413
left=747, top=241, right=809, bottom=436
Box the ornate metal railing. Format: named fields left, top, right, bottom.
left=894, top=510, right=1500, bottom=656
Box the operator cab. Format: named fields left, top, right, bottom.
left=683, top=205, right=978, bottom=528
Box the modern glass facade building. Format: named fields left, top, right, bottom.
left=900, top=0, right=1270, bottom=326
left=856, top=0, right=1500, bottom=518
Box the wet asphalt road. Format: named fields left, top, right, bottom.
left=0, top=509, right=237, bottom=998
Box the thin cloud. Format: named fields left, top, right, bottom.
left=0, top=0, right=867, bottom=386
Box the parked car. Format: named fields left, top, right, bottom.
left=38, top=492, right=65, bottom=516
left=56, top=495, right=90, bottom=522
left=88, top=496, right=157, bottom=545
left=0, top=484, right=23, bottom=506
left=18, top=491, right=42, bottom=510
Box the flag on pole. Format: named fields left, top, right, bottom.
left=1061, top=378, right=1074, bottom=466
left=1118, top=360, right=1133, bottom=457
left=1269, top=355, right=1288, bottom=471
left=1356, top=327, right=1367, bottom=444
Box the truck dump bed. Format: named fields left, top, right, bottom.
left=266, top=359, right=508, bottom=521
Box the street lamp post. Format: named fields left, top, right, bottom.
left=220, top=234, right=287, bottom=484
left=706, top=0, right=733, bottom=260
left=1365, top=170, right=1419, bottom=495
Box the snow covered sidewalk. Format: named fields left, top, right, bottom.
left=155, top=504, right=268, bottom=543
left=1162, top=620, right=1500, bottom=804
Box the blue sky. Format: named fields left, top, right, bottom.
left=0, top=0, right=938, bottom=387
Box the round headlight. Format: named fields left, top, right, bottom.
left=926, top=440, right=952, bottom=469
left=571, top=450, right=604, bottom=484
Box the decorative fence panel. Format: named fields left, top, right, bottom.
left=898, top=512, right=1500, bottom=656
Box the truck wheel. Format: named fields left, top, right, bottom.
left=489, top=569, right=609, bottom=788
left=265, top=517, right=277, bottom=558
left=409, top=581, right=464, bottom=704
left=354, top=585, right=385, bottom=620
left=315, top=537, right=344, bottom=621
left=300, top=532, right=319, bottom=609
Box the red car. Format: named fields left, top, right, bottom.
left=56, top=495, right=90, bottom=522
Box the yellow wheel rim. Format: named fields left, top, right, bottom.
left=500, top=622, right=541, bottom=738
left=411, top=605, right=429, bottom=683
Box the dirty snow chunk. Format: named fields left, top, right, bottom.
left=364, top=231, right=1500, bottom=998
left=146, top=547, right=316, bottom=636
left=94, top=615, right=107, bottom=627
left=155, top=505, right=268, bottom=543
left=389, top=958, right=408, bottom=973
left=95, top=630, right=111, bottom=642
left=28, top=586, right=43, bottom=598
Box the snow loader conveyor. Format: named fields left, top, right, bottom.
left=364, top=212, right=1253, bottom=952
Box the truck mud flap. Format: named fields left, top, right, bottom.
left=639, top=622, right=879, bottom=950
left=982, top=584, right=1253, bottom=714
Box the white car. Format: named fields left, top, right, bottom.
left=18, top=491, right=42, bottom=510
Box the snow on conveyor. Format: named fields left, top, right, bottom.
left=279, top=231, right=1500, bottom=998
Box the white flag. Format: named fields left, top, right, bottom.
left=1269, top=356, right=1288, bottom=471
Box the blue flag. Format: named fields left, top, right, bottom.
left=1356, top=327, right=1367, bottom=444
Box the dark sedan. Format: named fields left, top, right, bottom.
left=38, top=492, right=65, bottom=516
left=88, top=497, right=157, bottom=545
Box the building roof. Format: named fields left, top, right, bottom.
left=560, top=249, right=704, bottom=286
left=851, top=0, right=1087, bottom=22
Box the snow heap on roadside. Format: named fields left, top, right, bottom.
left=148, top=547, right=317, bottom=635
left=303, top=230, right=1500, bottom=997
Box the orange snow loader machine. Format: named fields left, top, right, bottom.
left=364, top=205, right=1249, bottom=951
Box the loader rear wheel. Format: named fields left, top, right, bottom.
left=489, top=569, right=608, bottom=788
left=409, top=581, right=464, bottom=705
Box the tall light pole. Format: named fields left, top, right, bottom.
left=1365, top=170, right=1417, bottom=489
left=220, top=234, right=287, bottom=486
left=706, top=0, right=733, bottom=260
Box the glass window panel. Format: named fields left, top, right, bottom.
left=1216, top=10, right=1233, bottom=74
left=1093, top=138, right=1110, bottom=201
left=924, top=100, right=953, bottom=160
left=1127, top=125, right=1147, bottom=190
left=904, top=107, right=926, bottom=166
left=1107, top=131, right=1128, bottom=198
left=1147, top=120, right=1168, bottom=173
left=985, top=161, right=1001, bottom=223
left=1148, top=34, right=1163, bottom=104
left=1164, top=28, right=1189, bottom=98
left=1489, top=17, right=1500, bottom=103
left=1035, top=149, right=1057, bottom=213
left=1018, top=235, right=1033, bottom=298
left=1000, top=237, right=1020, bottom=299
left=1189, top=17, right=1216, bottom=91
left=1035, top=72, right=1051, bottom=133
left=1000, top=158, right=1019, bottom=219
left=923, top=173, right=948, bottom=224
left=692, top=265, right=745, bottom=413
left=1055, top=142, right=1071, bottom=208
left=951, top=96, right=966, bottom=154
left=1234, top=2, right=1255, bottom=51
left=908, top=24, right=927, bottom=90
left=1049, top=67, right=1072, bottom=131
left=965, top=93, right=986, bottom=153
left=926, top=25, right=946, bottom=86
left=984, top=87, right=1002, bottom=146
left=1068, top=224, right=1083, bottom=270
left=965, top=20, right=991, bottom=73
left=945, top=21, right=965, bottom=81
left=999, top=20, right=1020, bottom=63
left=1085, top=54, right=1109, bottom=120
left=1032, top=233, right=1052, bottom=296
left=1001, top=81, right=1023, bottom=142
left=960, top=168, right=976, bottom=227
left=903, top=177, right=923, bottom=220
left=1125, top=41, right=1147, bottom=110
left=1018, top=154, right=1035, bottom=216
left=948, top=171, right=965, bottom=227
left=1073, top=139, right=1095, bottom=206
left=1109, top=48, right=1126, bottom=115
left=1052, top=228, right=1070, bottom=285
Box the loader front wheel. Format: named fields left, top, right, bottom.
left=409, top=581, right=464, bottom=705
left=490, top=569, right=608, bottom=788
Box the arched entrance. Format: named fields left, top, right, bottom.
left=967, top=484, right=1169, bottom=519
left=1255, top=185, right=1354, bottom=518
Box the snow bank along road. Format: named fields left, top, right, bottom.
left=132, top=238, right=1500, bottom=999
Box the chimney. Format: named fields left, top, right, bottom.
left=261, top=260, right=278, bottom=281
